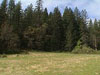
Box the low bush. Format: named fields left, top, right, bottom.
left=0, top=54, right=7, bottom=58
left=72, top=40, right=95, bottom=54
left=72, top=45, right=95, bottom=54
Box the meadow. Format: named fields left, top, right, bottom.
left=0, top=52, right=100, bottom=75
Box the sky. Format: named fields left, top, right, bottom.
left=0, top=0, right=100, bottom=20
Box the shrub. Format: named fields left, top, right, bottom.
left=0, top=54, right=7, bottom=58
left=72, top=40, right=95, bottom=54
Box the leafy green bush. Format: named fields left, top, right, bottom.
left=72, top=40, right=95, bottom=54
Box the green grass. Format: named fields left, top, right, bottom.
left=0, top=52, right=100, bottom=75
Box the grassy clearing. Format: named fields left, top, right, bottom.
left=0, top=52, right=100, bottom=75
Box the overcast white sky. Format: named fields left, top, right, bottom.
left=0, top=0, right=100, bottom=20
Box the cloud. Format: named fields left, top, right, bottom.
left=19, top=0, right=100, bottom=20
left=0, top=0, right=100, bottom=20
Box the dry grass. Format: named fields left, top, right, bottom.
left=0, top=52, right=100, bottom=75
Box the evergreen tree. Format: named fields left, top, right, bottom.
left=23, top=4, right=34, bottom=29
left=23, top=26, right=36, bottom=49
left=34, top=0, right=43, bottom=26
left=0, top=22, right=19, bottom=52
left=74, top=7, right=81, bottom=20
left=0, top=0, right=100, bottom=52
left=88, top=19, right=94, bottom=48
left=98, top=20, right=100, bottom=50
left=14, top=1, right=22, bottom=34
left=93, top=19, right=99, bottom=50
left=8, top=0, right=15, bottom=26
left=74, top=7, right=81, bottom=39
left=42, top=8, right=48, bottom=24
left=50, top=7, right=64, bottom=51
left=0, top=0, right=8, bottom=26
left=45, top=12, right=54, bottom=51
left=64, top=8, right=79, bottom=51
left=63, top=7, right=71, bottom=50
left=63, top=7, right=69, bottom=31
left=80, top=9, right=89, bottom=46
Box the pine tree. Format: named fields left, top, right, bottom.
left=45, top=12, right=54, bottom=51
left=74, top=7, right=81, bottom=40
left=80, top=9, right=89, bottom=46
left=63, top=7, right=69, bottom=31
left=63, top=7, right=71, bottom=51
left=14, top=1, right=22, bottom=34
left=0, top=0, right=8, bottom=26
left=88, top=19, right=94, bottom=48
left=23, top=4, right=34, bottom=29
left=42, top=8, right=48, bottom=24
left=50, top=7, right=64, bottom=51
left=8, top=0, right=15, bottom=26
left=64, top=8, right=79, bottom=51
left=98, top=20, right=100, bottom=50
left=93, top=19, right=98, bottom=50
left=0, top=0, right=99, bottom=52
left=34, top=0, right=43, bottom=26
left=74, top=7, right=81, bottom=20
left=0, top=6, right=2, bottom=26
left=0, top=22, right=19, bottom=51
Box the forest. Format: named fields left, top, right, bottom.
left=0, top=0, right=100, bottom=54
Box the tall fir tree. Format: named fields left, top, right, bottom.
left=63, top=7, right=69, bottom=31
left=34, top=0, right=43, bottom=26
left=14, top=1, right=22, bottom=34
left=74, top=7, right=81, bottom=20
left=64, top=8, right=80, bottom=51
left=23, top=4, right=34, bottom=29
left=42, top=8, right=48, bottom=24
left=93, top=19, right=99, bottom=50
left=0, top=0, right=8, bottom=26
left=80, top=9, right=89, bottom=46
left=88, top=19, right=94, bottom=48
left=63, top=7, right=71, bottom=50
left=74, top=7, right=81, bottom=39
left=50, top=7, right=64, bottom=51
left=8, top=0, right=15, bottom=26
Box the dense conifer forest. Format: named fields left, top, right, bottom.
left=0, top=0, right=100, bottom=53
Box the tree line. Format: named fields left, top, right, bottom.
left=0, top=0, right=100, bottom=53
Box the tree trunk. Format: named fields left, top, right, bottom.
left=94, top=36, right=97, bottom=51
